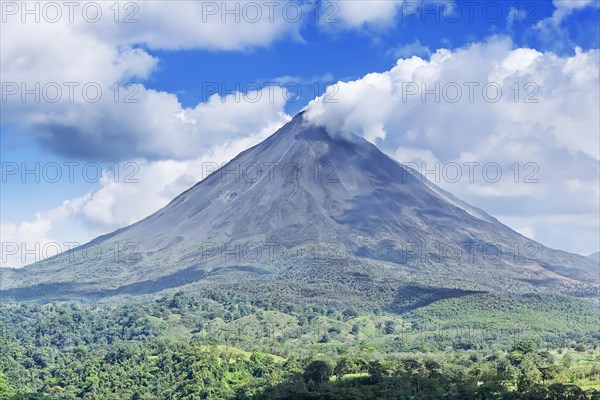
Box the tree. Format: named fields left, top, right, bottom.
left=342, top=308, right=358, bottom=320
left=424, top=360, right=442, bottom=378
left=368, top=361, right=386, bottom=383
left=401, top=358, right=422, bottom=374
left=539, top=364, right=559, bottom=384
left=562, top=352, right=574, bottom=368
left=0, top=372, right=13, bottom=400
left=328, top=326, right=341, bottom=334
left=383, top=320, right=395, bottom=335
left=169, top=291, right=187, bottom=309
left=303, top=360, right=333, bottom=385
left=334, top=358, right=352, bottom=381
left=574, top=343, right=586, bottom=352
left=548, top=383, right=587, bottom=399
left=511, top=339, right=538, bottom=354
left=496, top=358, right=519, bottom=387
left=518, top=358, right=542, bottom=392
left=351, top=324, right=360, bottom=336
left=319, top=333, right=331, bottom=343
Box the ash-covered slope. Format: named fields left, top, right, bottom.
left=1, top=113, right=597, bottom=302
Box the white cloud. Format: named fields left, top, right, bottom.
left=328, top=0, right=405, bottom=29
left=499, top=214, right=599, bottom=256
left=304, top=36, right=600, bottom=254
left=0, top=0, right=301, bottom=160
left=515, top=226, right=535, bottom=240
left=549, top=0, right=596, bottom=21
left=1, top=195, right=92, bottom=267
left=388, top=39, right=431, bottom=59
left=2, top=78, right=290, bottom=160
left=1, top=1, right=304, bottom=53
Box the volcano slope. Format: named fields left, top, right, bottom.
left=1, top=112, right=597, bottom=311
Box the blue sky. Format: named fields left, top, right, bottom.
left=147, top=1, right=597, bottom=111
left=1, top=0, right=599, bottom=266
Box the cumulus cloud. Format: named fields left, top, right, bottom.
left=388, top=39, right=431, bottom=59
left=325, top=0, right=405, bottom=29
left=306, top=36, right=599, bottom=160
left=0, top=1, right=301, bottom=161
left=304, top=36, right=600, bottom=254
left=547, top=0, right=596, bottom=22
left=112, top=1, right=305, bottom=50
left=1, top=195, right=92, bottom=267
left=4, top=86, right=291, bottom=161
left=1, top=1, right=304, bottom=52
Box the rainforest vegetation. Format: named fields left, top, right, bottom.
left=1, top=291, right=598, bottom=399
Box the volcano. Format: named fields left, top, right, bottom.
left=1, top=113, right=597, bottom=305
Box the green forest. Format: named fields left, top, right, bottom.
left=1, top=291, right=598, bottom=399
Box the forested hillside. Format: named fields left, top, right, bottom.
left=1, top=292, right=598, bottom=399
